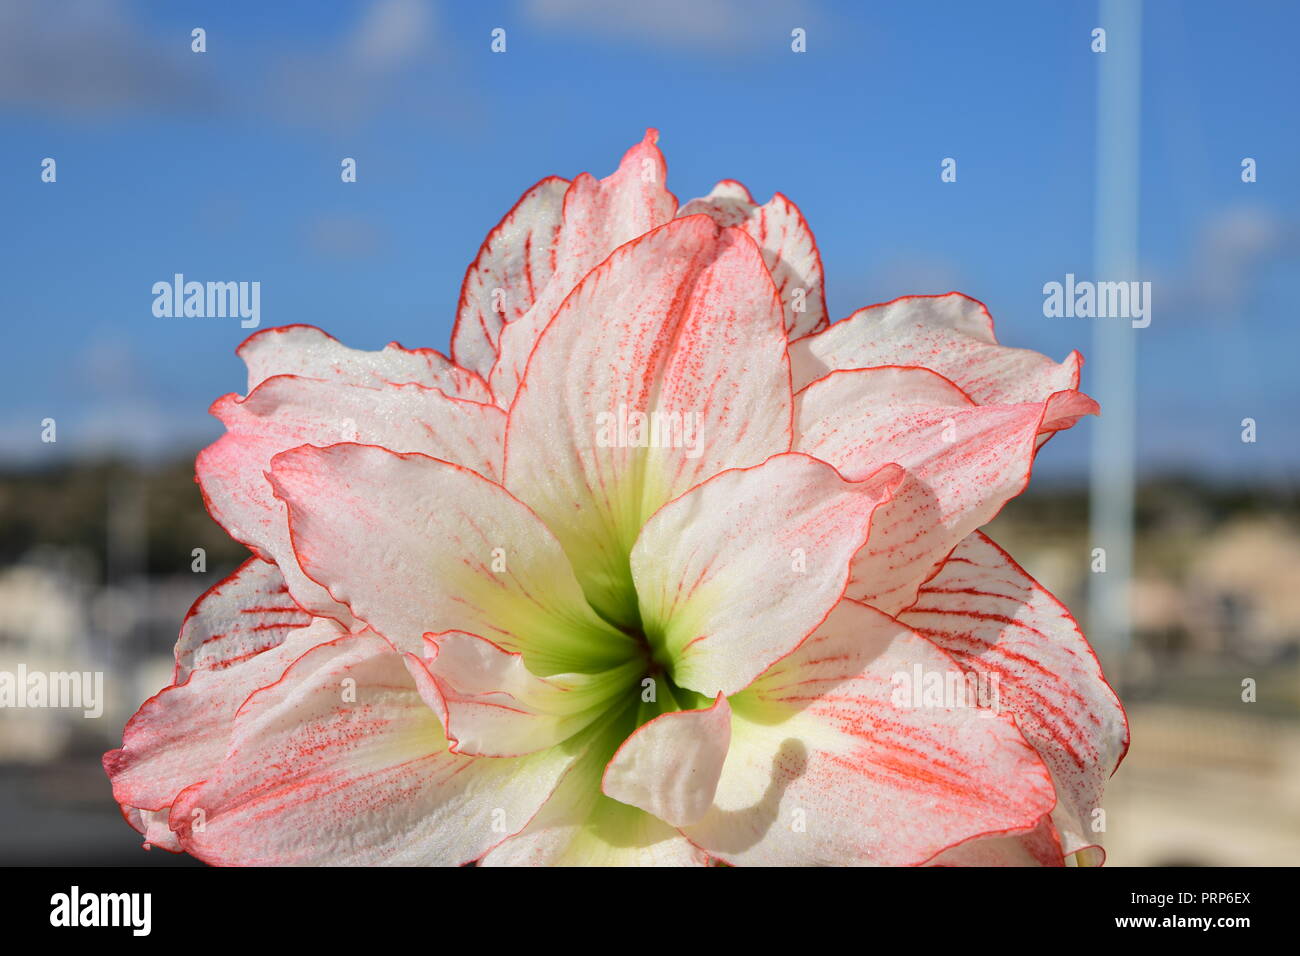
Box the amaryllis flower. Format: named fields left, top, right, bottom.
left=105, top=130, right=1127, bottom=867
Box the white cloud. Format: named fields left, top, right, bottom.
left=523, top=0, right=823, bottom=52
left=270, top=0, right=451, bottom=130
left=1188, top=206, right=1293, bottom=308
left=349, top=0, right=435, bottom=69
left=1155, top=206, right=1297, bottom=320
left=0, top=0, right=212, bottom=115
left=305, top=214, right=387, bottom=260
left=0, top=0, right=454, bottom=129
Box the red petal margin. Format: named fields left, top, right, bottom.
left=452, top=175, right=570, bottom=379
left=103, top=559, right=334, bottom=853
left=678, top=181, right=829, bottom=339
left=238, top=324, right=490, bottom=403
left=172, top=556, right=312, bottom=683
left=899, top=530, right=1130, bottom=861
left=789, top=292, right=1082, bottom=408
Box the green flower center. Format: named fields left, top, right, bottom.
left=600, top=603, right=708, bottom=730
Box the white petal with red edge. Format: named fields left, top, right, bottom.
left=198, top=375, right=505, bottom=624
left=268, top=443, right=633, bottom=668
left=452, top=175, right=569, bottom=378
left=490, top=129, right=679, bottom=405
left=109, top=558, right=329, bottom=831
left=679, top=181, right=828, bottom=338
left=239, top=324, right=489, bottom=402
left=105, top=616, right=343, bottom=828
left=899, top=530, right=1128, bottom=857
left=211, top=374, right=506, bottom=484
left=420, top=631, right=639, bottom=757
left=795, top=366, right=1096, bottom=614
left=630, top=453, right=903, bottom=698
left=789, top=293, right=1081, bottom=405
left=504, top=215, right=792, bottom=628
left=171, top=632, right=575, bottom=866
left=681, top=599, right=1057, bottom=866
left=172, top=556, right=312, bottom=681
left=700, top=179, right=753, bottom=203
left=602, top=694, right=731, bottom=827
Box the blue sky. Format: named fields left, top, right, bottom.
left=2, top=0, right=1297, bottom=482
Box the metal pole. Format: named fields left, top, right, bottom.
left=1088, top=0, right=1142, bottom=671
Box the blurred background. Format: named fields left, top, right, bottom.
left=1, top=0, right=1297, bottom=865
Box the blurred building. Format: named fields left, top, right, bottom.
left=1105, top=704, right=1300, bottom=866
left=0, top=556, right=94, bottom=761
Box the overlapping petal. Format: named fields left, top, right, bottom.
left=679, top=180, right=828, bottom=338
left=197, top=374, right=504, bottom=623
left=480, top=708, right=711, bottom=867
left=106, top=618, right=343, bottom=838
left=105, top=560, right=342, bottom=849
left=490, top=129, right=679, bottom=405
left=240, top=324, right=490, bottom=403
left=795, top=365, right=1096, bottom=614
left=680, top=599, right=1057, bottom=866
left=898, top=531, right=1129, bottom=859
left=419, top=631, right=641, bottom=757
left=504, top=214, right=792, bottom=628
left=268, top=442, right=633, bottom=668
left=630, top=453, right=903, bottom=697
left=602, top=693, right=732, bottom=827
left=171, top=632, right=575, bottom=866
left=172, top=556, right=312, bottom=681
left=789, top=293, right=1082, bottom=406
left=928, top=814, right=1066, bottom=867
left=452, top=176, right=569, bottom=378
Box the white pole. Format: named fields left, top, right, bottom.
left=1088, top=0, right=1142, bottom=671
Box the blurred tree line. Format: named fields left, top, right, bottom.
left=2, top=457, right=1297, bottom=585
left=0, top=456, right=249, bottom=578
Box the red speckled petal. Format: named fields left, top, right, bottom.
left=239, top=324, right=489, bottom=403
left=170, top=632, right=575, bottom=865
left=197, top=374, right=505, bottom=623
left=630, top=453, right=903, bottom=698
left=105, top=558, right=346, bottom=849
left=679, top=181, right=828, bottom=338
left=268, top=442, right=633, bottom=669
left=172, top=556, right=313, bottom=682
left=681, top=599, right=1057, bottom=866
left=795, top=365, right=1097, bottom=614
left=505, top=214, right=793, bottom=628
left=899, top=530, right=1129, bottom=859
left=105, top=618, right=343, bottom=824
left=789, top=292, right=1081, bottom=406
left=452, top=176, right=569, bottom=379
left=490, top=129, right=679, bottom=406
